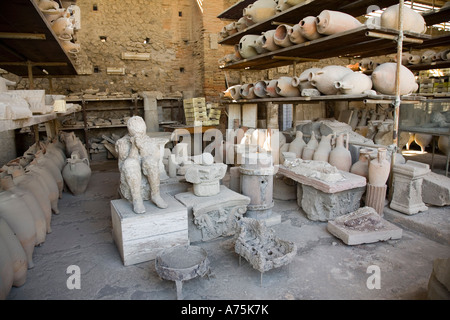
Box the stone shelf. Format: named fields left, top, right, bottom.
left=220, top=26, right=430, bottom=70
left=0, top=113, right=57, bottom=133
left=218, top=0, right=400, bottom=45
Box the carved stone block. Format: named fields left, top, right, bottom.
left=175, top=186, right=250, bottom=242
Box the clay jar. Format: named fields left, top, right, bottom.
left=261, top=30, right=281, bottom=52
left=243, top=0, right=277, bottom=24
left=292, top=67, right=321, bottom=90
left=313, top=134, right=333, bottom=162
left=251, top=35, right=269, bottom=54
left=265, top=79, right=280, bottom=98
left=0, top=218, right=27, bottom=288
left=1, top=176, right=47, bottom=246
left=334, top=72, right=373, bottom=95
left=301, top=132, right=318, bottom=160
left=60, top=40, right=80, bottom=55
left=414, top=133, right=433, bottom=153
left=380, top=4, right=427, bottom=34
left=38, top=0, right=60, bottom=10
left=371, top=63, right=418, bottom=95
left=275, top=77, right=300, bottom=97
left=438, top=136, right=449, bottom=156
left=51, top=17, right=74, bottom=40
left=315, top=10, right=362, bottom=36
left=328, top=133, right=352, bottom=172
left=288, top=131, right=306, bottom=158
left=240, top=83, right=257, bottom=99
left=224, top=84, right=242, bottom=100
left=253, top=80, right=269, bottom=98
left=350, top=148, right=372, bottom=179
left=235, top=17, right=249, bottom=32
left=62, top=153, right=92, bottom=195
left=309, top=65, right=353, bottom=95
left=274, top=25, right=294, bottom=47
left=288, top=24, right=307, bottom=45
left=0, top=190, right=36, bottom=269
left=239, top=35, right=260, bottom=59
left=0, top=234, right=14, bottom=300
left=13, top=170, right=52, bottom=234
left=27, top=162, right=60, bottom=214
left=299, top=16, right=322, bottom=40
left=368, top=148, right=390, bottom=187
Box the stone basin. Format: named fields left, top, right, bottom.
left=155, top=245, right=210, bottom=299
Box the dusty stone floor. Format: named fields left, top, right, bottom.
left=5, top=152, right=450, bottom=302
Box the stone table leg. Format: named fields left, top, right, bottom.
left=175, top=280, right=183, bottom=300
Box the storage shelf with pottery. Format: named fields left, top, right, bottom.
left=220, top=93, right=425, bottom=104
left=220, top=25, right=430, bottom=70
left=218, top=0, right=400, bottom=45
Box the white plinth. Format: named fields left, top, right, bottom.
left=111, top=193, right=189, bottom=266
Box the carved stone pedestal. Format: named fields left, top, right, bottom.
left=390, top=160, right=430, bottom=215
left=175, top=185, right=251, bottom=242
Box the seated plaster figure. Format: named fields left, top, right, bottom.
left=116, top=116, right=168, bottom=213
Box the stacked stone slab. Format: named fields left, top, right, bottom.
left=421, top=171, right=450, bottom=207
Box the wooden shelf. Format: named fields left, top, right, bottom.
left=220, top=93, right=425, bottom=104
left=217, top=0, right=256, bottom=20
left=218, top=0, right=400, bottom=45
left=422, top=6, right=450, bottom=26
left=406, top=60, right=450, bottom=71
left=66, top=96, right=140, bottom=102
left=408, top=33, right=450, bottom=50
left=0, top=0, right=77, bottom=77
left=220, top=25, right=430, bottom=70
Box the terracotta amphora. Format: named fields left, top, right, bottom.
left=254, top=80, right=269, bottom=98
left=285, top=0, right=307, bottom=5
left=60, top=40, right=80, bottom=54
left=274, top=25, right=294, bottom=47
left=240, top=83, right=257, bottom=99
left=0, top=218, right=27, bottom=287
left=414, top=133, right=433, bottom=153
left=35, top=150, right=64, bottom=198
left=299, top=16, right=322, bottom=40
left=371, top=63, right=418, bottom=95
left=27, top=162, right=59, bottom=214
left=243, top=0, right=277, bottom=24
left=1, top=176, right=47, bottom=245
left=0, top=190, right=36, bottom=269
left=275, top=77, right=300, bottom=97
left=301, top=132, right=318, bottom=160
left=13, top=170, right=52, bottom=234
left=438, top=136, right=449, bottom=156
left=235, top=17, right=249, bottom=32
left=51, top=17, right=74, bottom=41
left=38, top=0, right=60, bottom=11
left=315, top=10, right=362, bottom=36
left=288, top=131, right=306, bottom=158
left=328, top=133, right=352, bottom=171
left=350, top=148, right=372, bottom=179
left=291, top=67, right=321, bottom=90
left=309, top=65, right=353, bottom=95
left=265, top=79, right=280, bottom=98
left=334, top=72, right=373, bottom=95
left=0, top=235, right=14, bottom=300
left=288, top=24, right=307, bottom=45
left=261, top=30, right=281, bottom=51
left=380, top=4, right=427, bottom=34
left=313, top=134, right=332, bottom=162
left=239, top=35, right=260, bottom=59
left=251, top=35, right=269, bottom=54
left=62, top=153, right=92, bottom=195
left=368, top=148, right=390, bottom=187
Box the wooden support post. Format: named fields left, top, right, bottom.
left=27, top=60, right=34, bottom=89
